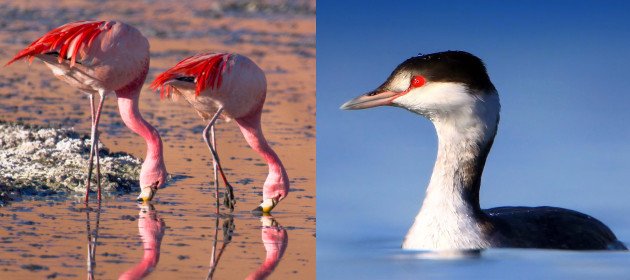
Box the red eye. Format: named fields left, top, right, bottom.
left=410, top=75, right=426, bottom=88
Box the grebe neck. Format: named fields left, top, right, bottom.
left=403, top=92, right=499, bottom=249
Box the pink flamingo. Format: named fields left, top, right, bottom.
left=151, top=53, right=289, bottom=213
left=246, top=215, right=288, bottom=280
left=6, top=20, right=167, bottom=203
left=119, top=203, right=165, bottom=280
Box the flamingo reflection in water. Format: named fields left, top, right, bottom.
left=86, top=203, right=101, bottom=280
left=205, top=214, right=287, bottom=279
left=206, top=215, right=235, bottom=280
left=206, top=214, right=289, bottom=280
left=246, top=215, right=288, bottom=280
left=119, top=203, right=165, bottom=280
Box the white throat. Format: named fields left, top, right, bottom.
left=401, top=87, right=500, bottom=250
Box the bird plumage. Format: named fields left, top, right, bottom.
left=151, top=52, right=232, bottom=98
left=486, top=206, right=627, bottom=250
left=152, top=52, right=288, bottom=213
left=6, top=20, right=109, bottom=67
left=342, top=50, right=626, bottom=251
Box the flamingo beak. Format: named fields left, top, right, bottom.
left=136, top=181, right=159, bottom=203
left=251, top=198, right=279, bottom=215
left=340, top=90, right=400, bottom=110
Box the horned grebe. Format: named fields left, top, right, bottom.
left=341, top=51, right=627, bottom=251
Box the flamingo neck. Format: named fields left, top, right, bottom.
left=115, top=63, right=166, bottom=187
left=403, top=100, right=499, bottom=250
left=235, top=110, right=289, bottom=199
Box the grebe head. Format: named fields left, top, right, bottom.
left=341, top=51, right=499, bottom=126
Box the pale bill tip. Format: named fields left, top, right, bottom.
left=340, top=100, right=353, bottom=110
left=340, top=98, right=362, bottom=110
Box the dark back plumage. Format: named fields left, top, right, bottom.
left=486, top=206, right=627, bottom=250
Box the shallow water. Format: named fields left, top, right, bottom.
left=1, top=196, right=308, bottom=279
left=0, top=1, right=315, bottom=279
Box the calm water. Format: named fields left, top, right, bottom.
left=0, top=194, right=302, bottom=279
left=319, top=237, right=630, bottom=279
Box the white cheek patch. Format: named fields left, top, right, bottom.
left=387, top=72, right=411, bottom=92
left=392, top=83, right=468, bottom=111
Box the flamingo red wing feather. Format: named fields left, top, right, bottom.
left=150, top=53, right=232, bottom=98
left=5, top=21, right=109, bottom=67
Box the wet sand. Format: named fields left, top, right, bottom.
left=0, top=0, right=315, bottom=279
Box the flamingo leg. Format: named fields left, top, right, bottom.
left=93, top=119, right=101, bottom=201
left=94, top=99, right=102, bottom=201
left=203, top=116, right=220, bottom=212
left=95, top=139, right=101, bottom=201
left=202, top=107, right=235, bottom=211
left=211, top=124, right=219, bottom=213
left=92, top=91, right=107, bottom=201
left=85, top=94, right=96, bottom=204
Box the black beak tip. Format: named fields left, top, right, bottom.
left=251, top=206, right=265, bottom=216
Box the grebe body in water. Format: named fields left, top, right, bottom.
left=341, top=51, right=627, bottom=251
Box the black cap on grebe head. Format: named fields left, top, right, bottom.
left=376, top=51, right=496, bottom=94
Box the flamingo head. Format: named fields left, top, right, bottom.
left=252, top=198, right=280, bottom=215
left=136, top=181, right=159, bottom=203
left=136, top=160, right=168, bottom=203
